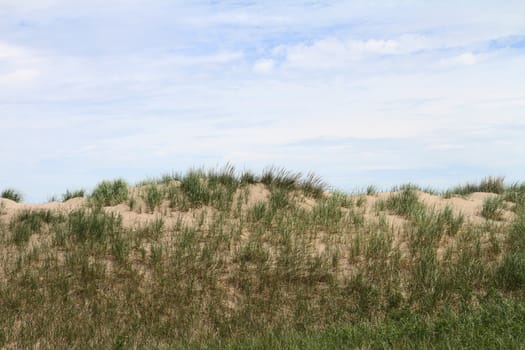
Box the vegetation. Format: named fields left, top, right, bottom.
left=0, top=168, right=524, bottom=348
left=62, top=189, right=85, bottom=202
left=444, top=176, right=506, bottom=197
left=185, top=299, right=525, bottom=349
left=1, top=188, right=23, bottom=202
left=90, top=178, right=129, bottom=206
left=366, top=185, right=378, bottom=196
left=143, top=184, right=164, bottom=213
left=504, top=182, right=525, bottom=213
left=481, top=195, right=506, bottom=221
left=381, top=186, right=425, bottom=219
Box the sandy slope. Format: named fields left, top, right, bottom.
left=365, top=190, right=514, bottom=225
left=0, top=183, right=271, bottom=229
left=0, top=185, right=515, bottom=230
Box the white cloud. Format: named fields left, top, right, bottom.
left=0, top=69, right=39, bottom=83
left=0, top=42, right=27, bottom=58
left=457, top=53, right=478, bottom=65
left=0, top=42, right=42, bottom=85
left=281, top=34, right=437, bottom=70
left=429, top=144, right=464, bottom=151
left=442, top=52, right=480, bottom=66
left=185, top=12, right=288, bottom=26
left=165, top=51, right=244, bottom=66
left=253, top=59, right=274, bottom=74
left=197, top=51, right=244, bottom=64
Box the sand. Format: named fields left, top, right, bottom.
left=0, top=185, right=515, bottom=230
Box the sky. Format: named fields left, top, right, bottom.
left=1, top=0, right=525, bottom=202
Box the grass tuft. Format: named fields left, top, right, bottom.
left=181, top=169, right=211, bottom=207
left=143, top=184, right=164, bottom=213
left=481, top=196, right=506, bottom=221
left=504, top=182, right=525, bottom=212
left=91, top=179, right=129, bottom=206
left=383, top=187, right=425, bottom=219
left=9, top=209, right=61, bottom=245
left=366, top=185, right=378, bottom=196
left=445, top=176, right=506, bottom=197
left=1, top=188, right=23, bottom=202
left=240, top=170, right=258, bottom=185
left=437, top=206, right=464, bottom=236
left=67, top=208, right=122, bottom=243
left=260, top=167, right=326, bottom=198
left=62, top=189, right=85, bottom=202
left=261, top=167, right=301, bottom=190
left=496, top=252, right=525, bottom=291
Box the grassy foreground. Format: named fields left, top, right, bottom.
left=0, top=168, right=524, bottom=349
left=189, top=298, right=525, bottom=349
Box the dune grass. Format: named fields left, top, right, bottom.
left=62, top=189, right=85, bottom=202
left=481, top=195, right=506, bottom=221
left=0, top=168, right=524, bottom=348
left=90, top=178, right=129, bottom=206
left=143, top=184, right=164, bottom=213
left=184, top=297, right=525, bottom=349
left=1, top=188, right=23, bottom=202
left=443, top=176, right=506, bottom=197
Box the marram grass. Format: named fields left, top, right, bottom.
left=0, top=167, right=524, bottom=349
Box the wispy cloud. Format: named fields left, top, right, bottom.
left=0, top=69, right=39, bottom=83
left=253, top=59, right=275, bottom=74
left=0, top=41, right=27, bottom=58
left=280, top=35, right=432, bottom=69
left=441, top=52, right=481, bottom=66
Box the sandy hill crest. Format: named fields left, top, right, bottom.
left=0, top=184, right=516, bottom=229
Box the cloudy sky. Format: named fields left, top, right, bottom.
left=1, top=1, right=524, bottom=202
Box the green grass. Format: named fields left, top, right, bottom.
left=496, top=211, right=525, bottom=291
left=366, top=185, right=378, bottom=195
left=379, top=186, right=426, bottom=219
left=481, top=195, right=506, bottom=221
left=444, top=176, right=506, bottom=197
left=260, top=167, right=326, bottom=198
left=504, top=182, right=525, bottom=213
left=185, top=298, right=525, bottom=349
left=66, top=207, right=122, bottom=243
left=496, top=252, right=525, bottom=291
left=1, top=188, right=23, bottom=202
left=9, top=209, right=62, bottom=245
left=0, top=168, right=524, bottom=348
left=62, top=189, right=85, bottom=202
left=143, top=184, right=164, bottom=212
left=180, top=169, right=213, bottom=206
left=436, top=206, right=464, bottom=236
left=90, top=178, right=129, bottom=206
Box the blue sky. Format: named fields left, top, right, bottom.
left=1, top=1, right=525, bottom=202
